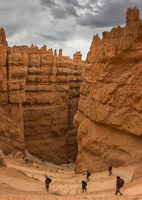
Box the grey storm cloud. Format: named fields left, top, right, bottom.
left=40, top=0, right=142, bottom=27
left=50, top=4, right=78, bottom=19
left=1, top=0, right=142, bottom=59
left=78, top=0, right=142, bottom=28
left=0, top=0, right=42, bottom=38
left=35, top=30, right=72, bottom=41
left=40, top=0, right=79, bottom=18
left=63, top=0, right=82, bottom=8
left=40, top=0, right=57, bottom=8
left=41, top=0, right=81, bottom=9
left=0, top=8, right=9, bottom=12
left=4, top=25, right=22, bottom=38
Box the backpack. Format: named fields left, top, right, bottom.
left=88, top=171, right=91, bottom=176
left=121, top=178, right=124, bottom=187
left=108, top=166, right=112, bottom=171
left=82, top=181, right=87, bottom=187
left=45, top=177, right=52, bottom=184
left=48, top=178, right=52, bottom=183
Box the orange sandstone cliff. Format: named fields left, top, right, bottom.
left=74, top=7, right=142, bottom=173
left=23, top=48, right=83, bottom=163
left=0, top=30, right=84, bottom=163
left=0, top=28, right=25, bottom=153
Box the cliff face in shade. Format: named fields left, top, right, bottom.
left=0, top=29, right=84, bottom=164
left=74, top=7, right=142, bottom=173
left=23, top=49, right=83, bottom=164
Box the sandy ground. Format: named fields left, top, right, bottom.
left=0, top=155, right=142, bottom=200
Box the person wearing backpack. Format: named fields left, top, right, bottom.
left=82, top=180, right=87, bottom=192
left=115, top=176, right=123, bottom=196
left=86, top=170, right=91, bottom=182
left=45, top=175, right=52, bottom=191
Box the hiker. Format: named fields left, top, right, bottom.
left=86, top=170, right=91, bottom=182
left=108, top=164, right=112, bottom=176
left=45, top=175, right=52, bottom=191
left=82, top=180, right=87, bottom=192
left=115, top=176, right=124, bottom=196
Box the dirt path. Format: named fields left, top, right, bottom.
left=0, top=156, right=142, bottom=200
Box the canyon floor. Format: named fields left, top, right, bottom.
left=0, top=156, right=142, bottom=200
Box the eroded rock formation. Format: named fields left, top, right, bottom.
left=0, top=28, right=25, bottom=153
left=74, top=7, right=142, bottom=173
left=23, top=47, right=83, bottom=164
left=0, top=29, right=84, bottom=164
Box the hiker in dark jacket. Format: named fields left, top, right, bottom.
left=82, top=180, right=87, bottom=192
left=115, top=176, right=123, bottom=196
left=45, top=175, right=52, bottom=191
left=108, top=164, right=112, bottom=176
left=86, top=170, right=91, bottom=181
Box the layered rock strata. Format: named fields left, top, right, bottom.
left=0, top=29, right=84, bottom=163
left=74, top=7, right=142, bottom=173
left=24, top=48, right=83, bottom=164
left=0, top=28, right=25, bottom=153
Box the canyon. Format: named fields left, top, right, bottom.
left=74, top=7, right=142, bottom=173
left=1, top=6, right=142, bottom=174
left=0, top=28, right=84, bottom=164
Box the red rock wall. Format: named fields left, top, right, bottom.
left=23, top=49, right=83, bottom=164
left=0, top=28, right=8, bottom=104
left=0, top=29, right=84, bottom=163
left=74, top=7, right=142, bottom=173
left=0, top=28, right=25, bottom=153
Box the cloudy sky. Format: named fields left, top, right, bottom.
left=0, top=0, right=142, bottom=60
